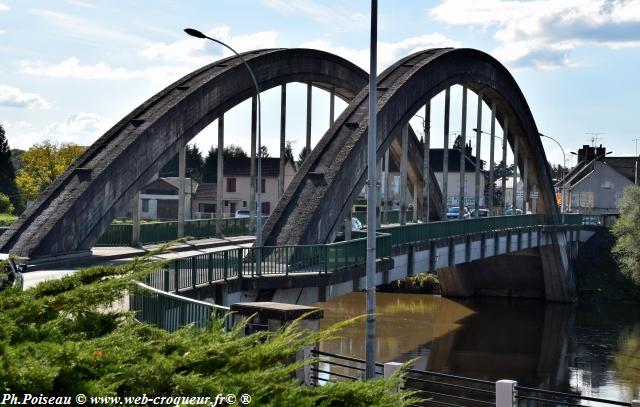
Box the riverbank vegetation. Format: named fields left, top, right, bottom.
left=612, top=185, right=640, bottom=287
left=0, top=258, right=416, bottom=406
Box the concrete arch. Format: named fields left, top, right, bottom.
left=0, top=48, right=441, bottom=259
left=263, top=48, right=557, bottom=247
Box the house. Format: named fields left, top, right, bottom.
left=429, top=144, right=485, bottom=207
left=563, top=145, right=638, bottom=214
left=139, top=177, right=198, bottom=220
left=192, top=157, right=297, bottom=218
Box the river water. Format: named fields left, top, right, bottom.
left=316, top=293, right=640, bottom=402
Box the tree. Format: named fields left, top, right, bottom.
left=298, top=146, right=309, bottom=165
left=0, top=124, right=18, bottom=212
left=0, top=193, right=14, bottom=214
left=160, top=144, right=205, bottom=181
left=284, top=140, right=295, bottom=164
left=224, top=144, right=248, bottom=158
left=612, top=185, right=640, bottom=286
left=15, top=141, right=84, bottom=202
left=0, top=258, right=414, bottom=405
left=259, top=145, right=269, bottom=158
left=550, top=164, right=568, bottom=182
left=493, top=160, right=514, bottom=179
left=452, top=134, right=464, bottom=150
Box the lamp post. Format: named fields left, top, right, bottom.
left=538, top=133, right=566, bottom=212
left=365, top=0, right=378, bottom=380
left=184, top=28, right=263, bottom=272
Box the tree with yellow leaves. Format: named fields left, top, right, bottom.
left=16, top=140, right=85, bottom=201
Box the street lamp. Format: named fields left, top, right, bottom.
left=184, top=28, right=264, bottom=273
left=538, top=133, right=566, bottom=212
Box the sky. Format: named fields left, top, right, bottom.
left=1, top=0, right=640, bottom=168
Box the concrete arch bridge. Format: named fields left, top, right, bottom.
left=1, top=48, right=579, bottom=301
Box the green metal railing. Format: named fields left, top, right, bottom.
left=145, top=233, right=392, bottom=293
left=96, top=217, right=252, bottom=246
left=353, top=210, right=414, bottom=225
left=130, top=282, right=230, bottom=332
left=381, top=214, right=547, bottom=248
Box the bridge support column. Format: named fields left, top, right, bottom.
left=132, top=192, right=140, bottom=246
left=523, top=157, right=529, bottom=212
left=216, top=115, right=224, bottom=235
left=306, top=82, right=312, bottom=154
left=329, top=88, right=335, bottom=125
left=437, top=265, right=475, bottom=298
left=400, top=124, right=408, bottom=225
left=383, top=149, right=391, bottom=224
left=250, top=95, right=257, bottom=233
left=474, top=91, right=482, bottom=217
left=489, top=102, right=496, bottom=214
left=459, top=85, right=467, bottom=219
left=512, top=135, right=519, bottom=212
left=178, top=144, right=186, bottom=238
left=377, top=158, right=383, bottom=227
left=423, top=102, right=431, bottom=222
left=278, top=85, right=286, bottom=199
left=539, top=231, right=576, bottom=302
left=443, top=87, right=450, bottom=212
left=501, top=118, right=509, bottom=214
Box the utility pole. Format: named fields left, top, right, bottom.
left=633, top=138, right=640, bottom=156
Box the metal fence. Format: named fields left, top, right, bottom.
left=307, top=350, right=636, bottom=407
left=96, top=217, right=252, bottom=246
left=130, top=282, right=230, bottom=332
left=144, top=233, right=393, bottom=293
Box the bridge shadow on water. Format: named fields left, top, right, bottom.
left=316, top=292, right=640, bottom=401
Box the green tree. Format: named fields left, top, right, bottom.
left=15, top=140, right=84, bottom=202
left=0, top=193, right=14, bottom=214
left=493, top=160, right=514, bottom=179
left=160, top=144, right=205, bottom=181
left=298, top=146, right=309, bottom=165
left=612, top=185, right=640, bottom=286
left=284, top=140, right=295, bottom=164
left=550, top=164, right=568, bottom=182
left=259, top=145, right=269, bottom=158
left=224, top=144, right=248, bottom=158
left=0, top=124, right=18, bottom=212
left=202, top=145, right=250, bottom=182
left=0, top=258, right=416, bottom=406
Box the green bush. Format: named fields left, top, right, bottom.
left=0, top=257, right=417, bottom=405
left=612, top=185, right=640, bottom=286
left=0, top=193, right=14, bottom=214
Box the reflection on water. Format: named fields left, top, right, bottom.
left=316, top=293, right=640, bottom=402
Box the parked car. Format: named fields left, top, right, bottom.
left=504, top=208, right=523, bottom=215
left=335, top=217, right=365, bottom=241
left=446, top=206, right=471, bottom=219
left=235, top=209, right=251, bottom=218
left=472, top=208, right=490, bottom=217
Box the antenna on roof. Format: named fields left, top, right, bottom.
left=585, top=132, right=605, bottom=147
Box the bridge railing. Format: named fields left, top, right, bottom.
left=96, top=217, right=253, bottom=246
left=130, top=282, right=231, bottom=332
left=380, top=214, right=547, bottom=248
left=144, top=233, right=393, bottom=293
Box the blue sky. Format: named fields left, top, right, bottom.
left=1, top=0, right=640, bottom=167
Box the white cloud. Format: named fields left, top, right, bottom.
left=1, top=121, right=32, bottom=130
left=302, top=33, right=460, bottom=70
left=29, top=8, right=146, bottom=45
left=261, top=0, right=342, bottom=24
left=0, top=30, right=6, bottom=35
left=430, top=0, right=640, bottom=69
left=141, top=26, right=279, bottom=64
left=20, top=57, right=192, bottom=82
left=0, top=3, right=8, bottom=11
left=0, top=85, right=50, bottom=109
left=6, top=113, right=110, bottom=149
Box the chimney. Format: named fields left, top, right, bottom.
left=465, top=141, right=472, bottom=157
left=595, top=144, right=606, bottom=160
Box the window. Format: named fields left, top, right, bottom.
left=141, top=199, right=149, bottom=212
left=261, top=178, right=266, bottom=193
left=243, top=200, right=247, bottom=207
left=261, top=201, right=271, bottom=215
left=227, top=178, right=236, bottom=193
left=199, top=203, right=215, bottom=213
left=224, top=200, right=229, bottom=207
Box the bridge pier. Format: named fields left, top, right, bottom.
left=539, top=231, right=576, bottom=302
